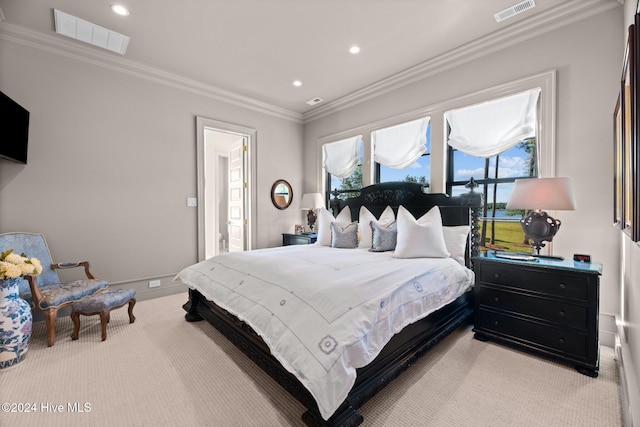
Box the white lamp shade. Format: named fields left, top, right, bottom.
left=506, top=177, right=576, bottom=211
left=300, top=193, right=324, bottom=210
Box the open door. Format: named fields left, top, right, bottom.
left=227, top=137, right=247, bottom=252
left=196, top=117, right=256, bottom=261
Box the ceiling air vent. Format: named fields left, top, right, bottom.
left=494, top=0, right=536, bottom=23
left=54, top=9, right=130, bottom=55
left=306, top=97, right=324, bottom=106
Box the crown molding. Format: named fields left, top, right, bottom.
left=0, top=22, right=303, bottom=123
left=0, top=0, right=619, bottom=126
left=302, top=0, right=620, bottom=123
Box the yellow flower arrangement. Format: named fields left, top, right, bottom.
left=0, top=249, right=43, bottom=280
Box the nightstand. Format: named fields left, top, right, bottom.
left=282, top=233, right=317, bottom=246
left=473, top=251, right=602, bottom=377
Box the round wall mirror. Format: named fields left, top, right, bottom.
left=271, top=180, right=293, bottom=210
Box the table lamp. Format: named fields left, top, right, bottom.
left=300, top=193, right=324, bottom=232
left=506, top=177, right=576, bottom=255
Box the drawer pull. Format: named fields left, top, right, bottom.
left=494, top=297, right=500, bottom=303
left=493, top=320, right=499, bottom=326
left=559, top=310, right=566, bottom=317
left=559, top=338, right=565, bottom=344
left=494, top=273, right=500, bottom=279
left=559, top=283, right=566, bottom=289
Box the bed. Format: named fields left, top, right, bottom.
left=178, top=181, right=482, bottom=426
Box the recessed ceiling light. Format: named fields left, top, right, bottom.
left=293, top=80, right=302, bottom=87
left=349, top=46, right=361, bottom=54
left=111, top=4, right=130, bottom=16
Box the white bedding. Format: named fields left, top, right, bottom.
left=176, top=244, right=474, bottom=420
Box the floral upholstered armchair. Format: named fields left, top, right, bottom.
left=0, top=232, right=108, bottom=346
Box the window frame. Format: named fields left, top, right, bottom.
left=325, top=152, right=363, bottom=206
left=374, top=119, right=431, bottom=187
left=315, top=70, right=556, bottom=211
left=444, top=85, right=545, bottom=254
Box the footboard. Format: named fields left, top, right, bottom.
left=184, top=288, right=473, bottom=426
left=181, top=181, right=481, bottom=426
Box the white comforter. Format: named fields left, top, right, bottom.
left=176, top=244, right=474, bottom=420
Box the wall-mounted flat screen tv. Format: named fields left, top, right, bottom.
left=0, top=91, right=30, bottom=164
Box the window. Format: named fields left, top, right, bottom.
left=324, top=137, right=363, bottom=202
left=316, top=71, right=555, bottom=231
left=445, top=89, right=541, bottom=253
left=376, top=122, right=431, bottom=187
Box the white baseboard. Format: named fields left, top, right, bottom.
left=108, top=281, right=185, bottom=302
left=600, top=312, right=617, bottom=348
left=30, top=275, right=186, bottom=323
left=616, top=315, right=639, bottom=427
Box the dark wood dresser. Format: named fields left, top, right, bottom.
left=473, top=251, right=602, bottom=377
left=282, top=233, right=317, bottom=246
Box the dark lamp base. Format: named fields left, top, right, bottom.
left=307, top=209, right=317, bottom=232
left=520, top=210, right=561, bottom=255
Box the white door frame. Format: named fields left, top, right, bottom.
left=196, top=116, right=257, bottom=261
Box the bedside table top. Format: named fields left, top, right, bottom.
left=476, top=251, right=602, bottom=274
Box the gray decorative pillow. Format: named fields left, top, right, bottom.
left=369, top=220, right=397, bottom=252
left=330, top=221, right=358, bottom=248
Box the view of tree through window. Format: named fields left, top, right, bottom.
left=327, top=121, right=431, bottom=203
left=327, top=143, right=363, bottom=202
left=332, top=164, right=362, bottom=200
left=448, top=137, right=537, bottom=253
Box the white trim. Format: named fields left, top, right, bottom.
left=440, top=70, right=557, bottom=181
left=599, top=311, right=617, bottom=348
left=0, top=2, right=614, bottom=125
left=196, top=117, right=257, bottom=261
left=616, top=314, right=640, bottom=427
left=316, top=70, right=556, bottom=194
left=303, top=0, right=616, bottom=123
left=0, top=22, right=302, bottom=123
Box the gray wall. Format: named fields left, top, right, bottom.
left=304, top=9, right=622, bottom=341
left=0, top=36, right=303, bottom=298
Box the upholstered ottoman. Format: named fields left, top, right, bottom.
left=71, top=289, right=136, bottom=341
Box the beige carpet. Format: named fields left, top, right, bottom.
left=0, top=292, right=621, bottom=427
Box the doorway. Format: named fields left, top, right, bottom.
left=196, top=117, right=256, bottom=261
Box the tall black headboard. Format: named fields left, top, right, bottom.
left=330, top=182, right=482, bottom=267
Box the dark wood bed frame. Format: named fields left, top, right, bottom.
left=183, top=181, right=482, bottom=426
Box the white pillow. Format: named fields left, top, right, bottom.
left=358, top=205, right=395, bottom=249
left=317, top=206, right=351, bottom=246
left=394, top=205, right=450, bottom=258
left=443, top=225, right=470, bottom=266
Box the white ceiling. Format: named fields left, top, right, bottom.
left=0, top=0, right=619, bottom=118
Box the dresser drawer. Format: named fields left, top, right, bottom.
left=476, top=286, right=588, bottom=329
left=476, top=309, right=588, bottom=359
left=479, top=263, right=588, bottom=301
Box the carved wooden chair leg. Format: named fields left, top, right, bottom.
left=99, top=311, right=109, bottom=341
left=128, top=299, right=136, bottom=323
left=71, top=312, right=81, bottom=340
left=44, top=309, right=57, bottom=347
left=69, top=289, right=136, bottom=342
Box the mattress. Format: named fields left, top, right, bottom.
left=176, top=244, right=474, bottom=420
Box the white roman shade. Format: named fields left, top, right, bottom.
left=323, top=135, right=362, bottom=178
left=372, top=117, right=429, bottom=169
left=445, top=88, right=541, bottom=158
